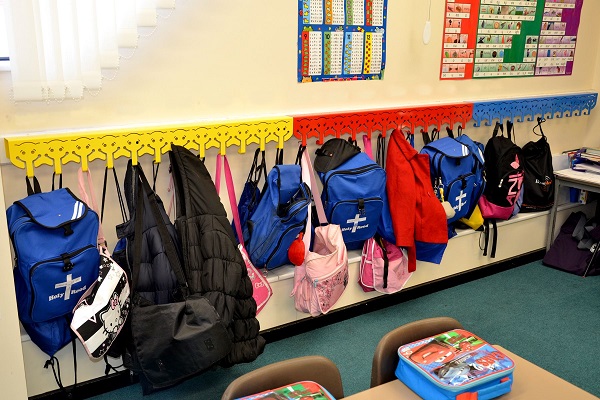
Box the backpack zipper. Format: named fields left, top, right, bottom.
left=28, top=244, right=95, bottom=318
left=264, top=222, right=304, bottom=269
left=249, top=196, right=307, bottom=264
left=443, top=173, right=474, bottom=201
left=322, top=164, right=381, bottom=202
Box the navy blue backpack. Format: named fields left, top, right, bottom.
left=244, top=162, right=310, bottom=270
left=232, top=148, right=268, bottom=243
left=7, top=182, right=100, bottom=357
left=315, top=138, right=392, bottom=249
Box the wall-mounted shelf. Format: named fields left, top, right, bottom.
left=5, top=118, right=293, bottom=177
left=471, top=92, right=598, bottom=127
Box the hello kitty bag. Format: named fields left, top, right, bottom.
left=71, top=247, right=131, bottom=360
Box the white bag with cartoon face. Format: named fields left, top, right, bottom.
left=71, top=248, right=131, bottom=360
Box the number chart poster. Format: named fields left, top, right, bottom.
left=440, top=0, right=584, bottom=79
left=298, top=0, right=388, bottom=83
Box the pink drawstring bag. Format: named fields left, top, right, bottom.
left=215, top=154, right=272, bottom=315
left=359, top=236, right=412, bottom=294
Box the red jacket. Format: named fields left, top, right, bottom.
left=386, top=130, right=448, bottom=272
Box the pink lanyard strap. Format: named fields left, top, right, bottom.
left=215, top=154, right=245, bottom=246
left=362, top=134, right=374, bottom=160
left=301, top=150, right=327, bottom=225
left=78, top=168, right=106, bottom=248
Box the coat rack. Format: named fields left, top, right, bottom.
left=4, top=92, right=597, bottom=177
left=5, top=117, right=293, bottom=178
left=471, top=92, right=598, bottom=127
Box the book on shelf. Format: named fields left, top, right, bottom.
left=582, top=147, right=600, bottom=156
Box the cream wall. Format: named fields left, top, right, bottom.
left=0, top=1, right=599, bottom=397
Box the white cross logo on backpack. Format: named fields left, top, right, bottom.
left=55, top=274, right=82, bottom=301
left=455, top=190, right=467, bottom=212
left=347, top=214, right=367, bottom=233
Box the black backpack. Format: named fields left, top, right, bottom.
left=479, top=121, right=525, bottom=258
left=479, top=121, right=525, bottom=221
left=521, top=118, right=554, bottom=212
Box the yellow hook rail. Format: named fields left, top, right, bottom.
left=5, top=117, right=293, bottom=178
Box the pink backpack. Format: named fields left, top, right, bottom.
left=359, top=236, right=411, bottom=294
left=291, top=149, right=349, bottom=317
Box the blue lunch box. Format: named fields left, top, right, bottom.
left=395, top=329, right=515, bottom=400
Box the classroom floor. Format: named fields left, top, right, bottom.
left=91, top=260, right=600, bottom=400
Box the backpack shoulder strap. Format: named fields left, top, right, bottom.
left=492, top=121, right=504, bottom=138
left=506, top=120, right=515, bottom=142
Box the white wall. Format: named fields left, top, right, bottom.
left=0, top=0, right=599, bottom=397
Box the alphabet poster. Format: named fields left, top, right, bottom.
left=440, top=0, right=584, bottom=79
left=298, top=0, right=388, bottom=83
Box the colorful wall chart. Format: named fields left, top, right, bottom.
left=440, top=0, right=583, bottom=79
left=298, top=0, right=388, bottom=82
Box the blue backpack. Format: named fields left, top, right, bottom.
left=244, top=164, right=310, bottom=270
left=315, top=139, right=392, bottom=249
left=420, top=129, right=485, bottom=231
left=7, top=186, right=100, bottom=356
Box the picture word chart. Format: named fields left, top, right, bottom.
left=298, top=0, right=388, bottom=83
left=440, top=0, right=583, bottom=79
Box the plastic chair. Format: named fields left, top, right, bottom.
left=370, top=316, right=463, bottom=388
left=221, top=355, right=344, bottom=400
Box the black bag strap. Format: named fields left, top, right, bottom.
left=376, top=133, right=386, bottom=168
left=152, top=162, right=160, bottom=192
left=44, top=332, right=77, bottom=399
left=446, top=127, right=455, bottom=139
left=421, top=129, right=431, bottom=146
left=51, top=172, right=63, bottom=191
left=246, top=148, right=264, bottom=184
left=506, top=120, right=515, bottom=143
left=534, top=117, right=546, bottom=138
left=375, top=235, right=389, bottom=289
left=275, top=147, right=284, bottom=165
left=481, top=219, right=498, bottom=258
left=101, top=166, right=128, bottom=224
left=492, top=121, right=504, bottom=138
left=295, top=143, right=306, bottom=165
left=26, top=176, right=42, bottom=196
left=122, top=160, right=138, bottom=216
left=132, top=165, right=188, bottom=301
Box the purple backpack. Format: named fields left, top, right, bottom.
left=543, top=211, right=600, bottom=277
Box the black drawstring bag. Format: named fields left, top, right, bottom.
left=521, top=118, right=554, bottom=212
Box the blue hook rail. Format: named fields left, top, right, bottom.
left=472, top=92, right=598, bottom=127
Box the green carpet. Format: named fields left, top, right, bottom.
left=91, top=260, right=600, bottom=399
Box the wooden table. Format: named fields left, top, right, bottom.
left=344, top=346, right=598, bottom=399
